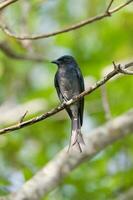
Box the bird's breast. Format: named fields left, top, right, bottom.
left=58, top=68, right=80, bottom=99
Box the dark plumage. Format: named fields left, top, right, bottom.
left=52, top=55, right=85, bottom=152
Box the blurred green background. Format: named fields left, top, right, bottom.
left=0, top=0, right=133, bottom=199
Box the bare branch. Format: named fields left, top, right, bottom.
left=0, top=0, right=19, bottom=11
left=19, top=110, right=28, bottom=123
left=113, top=61, right=133, bottom=75
left=0, top=98, right=46, bottom=125
left=116, top=187, right=133, bottom=200
left=111, top=0, right=133, bottom=13
left=0, top=61, right=132, bottom=135
left=0, top=42, right=47, bottom=62
left=106, top=0, right=114, bottom=14
left=118, top=64, right=133, bottom=75
left=5, top=109, right=133, bottom=200
left=0, top=0, right=132, bottom=40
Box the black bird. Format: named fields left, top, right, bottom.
left=52, top=55, right=85, bottom=152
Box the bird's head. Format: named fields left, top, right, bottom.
left=51, top=55, right=76, bottom=67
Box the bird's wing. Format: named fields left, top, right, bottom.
left=54, top=71, right=73, bottom=119
left=54, top=72, right=64, bottom=102
left=76, top=67, right=85, bottom=126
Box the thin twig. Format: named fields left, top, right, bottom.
left=0, top=61, right=132, bottom=135
left=118, top=64, right=133, bottom=75
left=113, top=61, right=133, bottom=75
left=0, top=0, right=132, bottom=40
left=19, top=110, right=28, bottom=123
left=0, top=0, right=19, bottom=11
left=106, top=0, right=114, bottom=14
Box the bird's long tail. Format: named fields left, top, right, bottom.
left=68, top=118, right=85, bottom=152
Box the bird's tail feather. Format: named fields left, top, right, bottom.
left=68, top=118, right=85, bottom=152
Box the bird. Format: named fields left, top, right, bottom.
left=52, top=55, right=85, bottom=152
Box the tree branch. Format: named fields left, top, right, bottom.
left=0, top=41, right=47, bottom=62
left=116, top=187, right=133, bottom=200
left=0, top=0, right=19, bottom=11
left=0, top=0, right=132, bottom=40
left=0, top=61, right=132, bottom=135
left=113, top=61, right=133, bottom=75
left=4, top=109, right=133, bottom=200
left=106, top=0, right=114, bottom=14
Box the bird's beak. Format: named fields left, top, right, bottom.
left=51, top=60, right=59, bottom=65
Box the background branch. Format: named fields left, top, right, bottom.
left=0, top=0, right=132, bottom=40
left=4, top=109, right=133, bottom=200
left=0, top=61, right=132, bottom=135
left=0, top=41, right=47, bottom=62
left=0, top=0, right=19, bottom=11
left=116, top=187, right=133, bottom=200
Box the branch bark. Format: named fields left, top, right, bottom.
left=0, top=0, right=19, bottom=11
left=3, top=109, right=133, bottom=200
left=116, top=187, right=133, bottom=200
left=106, top=0, right=114, bottom=14
left=0, top=0, right=132, bottom=40
left=0, top=61, right=132, bottom=135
